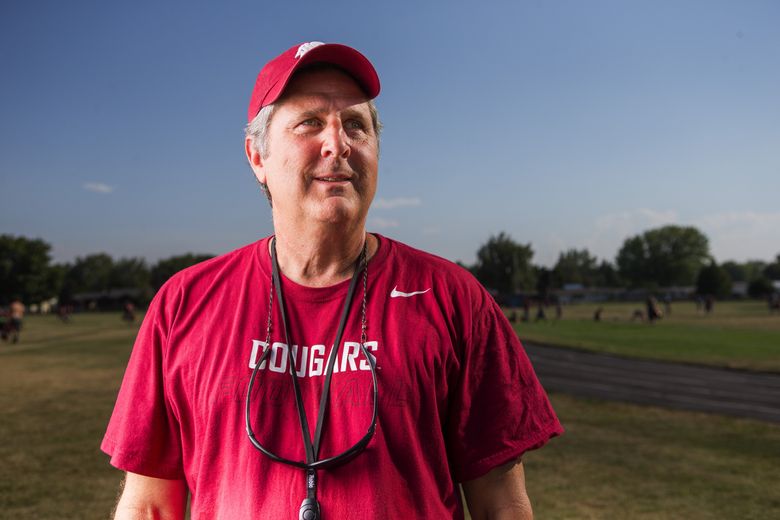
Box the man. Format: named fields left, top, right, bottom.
left=9, top=298, right=24, bottom=343
left=103, top=41, right=562, bottom=519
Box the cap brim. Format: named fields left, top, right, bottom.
left=262, top=43, right=381, bottom=108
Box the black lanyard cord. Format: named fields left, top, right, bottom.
left=271, top=242, right=317, bottom=465
left=244, top=238, right=378, bottom=519
left=310, top=249, right=366, bottom=461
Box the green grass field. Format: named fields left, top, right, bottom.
left=0, top=314, right=135, bottom=519
left=511, top=300, right=780, bottom=372
left=525, top=394, right=780, bottom=519
left=1, top=313, right=779, bottom=519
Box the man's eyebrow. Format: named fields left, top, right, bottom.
left=340, top=107, right=371, bottom=120
left=296, top=108, right=327, bottom=119
left=292, top=106, right=370, bottom=121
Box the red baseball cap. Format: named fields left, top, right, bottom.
left=247, top=41, right=381, bottom=122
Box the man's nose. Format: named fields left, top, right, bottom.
left=320, top=121, right=350, bottom=159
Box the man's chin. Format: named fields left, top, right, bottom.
left=307, top=200, right=363, bottom=225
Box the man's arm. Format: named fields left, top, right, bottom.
left=113, top=472, right=188, bottom=520
left=462, top=459, right=533, bottom=520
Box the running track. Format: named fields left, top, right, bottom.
left=524, top=342, right=780, bottom=423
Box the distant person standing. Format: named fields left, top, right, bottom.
left=535, top=301, right=547, bottom=322
left=57, top=304, right=71, bottom=323
left=704, top=295, right=714, bottom=314
left=9, top=299, right=25, bottom=343
left=646, top=296, right=663, bottom=323
left=121, top=301, right=136, bottom=324
left=663, top=294, right=672, bottom=316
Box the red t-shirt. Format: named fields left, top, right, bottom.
left=102, top=235, right=562, bottom=519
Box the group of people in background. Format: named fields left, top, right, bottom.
left=507, top=297, right=564, bottom=323
left=506, top=292, right=780, bottom=324
left=0, top=297, right=141, bottom=345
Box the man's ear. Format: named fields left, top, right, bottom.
left=245, top=137, right=266, bottom=184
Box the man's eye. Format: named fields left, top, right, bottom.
left=344, top=120, right=366, bottom=130
left=300, top=119, right=321, bottom=127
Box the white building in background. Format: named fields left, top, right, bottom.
left=731, top=282, right=748, bottom=298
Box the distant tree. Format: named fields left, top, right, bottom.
left=151, top=253, right=214, bottom=290
left=552, top=248, right=599, bottom=287
left=111, top=257, right=152, bottom=302
left=616, top=225, right=710, bottom=288
left=61, top=253, right=115, bottom=299
left=616, top=235, right=651, bottom=287
left=722, top=260, right=767, bottom=283
left=0, top=234, right=57, bottom=304
left=46, top=263, right=67, bottom=301
left=594, top=260, right=623, bottom=288
left=745, top=260, right=769, bottom=281
left=472, top=232, right=535, bottom=296
left=111, top=258, right=151, bottom=289
left=535, top=267, right=552, bottom=300
left=721, top=261, right=746, bottom=282
left=696, top=262, right=732, bottom=298
left=764, top=254, right=780, bottom=281
left=748, top=277, right=774, bottom=298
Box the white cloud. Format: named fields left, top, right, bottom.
left=372, top=197, right=421, bottom=209
left=594, top=208, right=679, bottom=234
left=694, top=211, right=780, bottom=229
left=369, top=217, right=400, bottom=229
left=83, top=182, right=114, bottom=194
left=578, top=208, right=680, bottom=262
left=694, top=211, right=780, bottom=262
left=573, top=209, right=780, bottom=263
left=535, top=235, right=569, bottom=267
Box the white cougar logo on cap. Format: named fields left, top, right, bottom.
left=295, top=41, right=325, bottom=59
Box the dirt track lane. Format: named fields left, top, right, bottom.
left=524, top=342, right=780, bottom=423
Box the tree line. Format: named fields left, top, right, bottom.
left=2, top=226, right=779, bottom=306
left=467, top=225, right=780, bottom=299
left=0, top=234, right=212, bottom=306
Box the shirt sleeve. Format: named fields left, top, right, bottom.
left=445, top=287, right=563, bottom=482
left=100, top=279, right=185, bottom=479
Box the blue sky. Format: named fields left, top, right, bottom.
left=1, top=0, right=778, bottom=267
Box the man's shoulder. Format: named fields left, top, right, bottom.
left=379, top=235, right=480, bottom=288
left=160, top=238, right=266, bottom=294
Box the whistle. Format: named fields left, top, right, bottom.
left=299, top=497, right=320, bottom=520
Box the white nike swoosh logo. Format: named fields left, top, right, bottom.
left=390, top=286, right=431, bottom=298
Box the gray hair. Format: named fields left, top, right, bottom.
left=245, top=103, right=278, bottom=204
left=246, top=103, right=278, bottom=160
left=245, top=98, right=382, bottom=206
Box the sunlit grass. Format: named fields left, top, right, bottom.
left=510, top=300, right=780, bottom=371
left=0, top=313, right=136, bottom=519
left=525, top=393, right=780, bottom=519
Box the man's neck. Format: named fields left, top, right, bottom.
left=271, top=222, right=376, bottom=288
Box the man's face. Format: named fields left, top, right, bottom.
left=251, top=67, right=379, bottom=228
